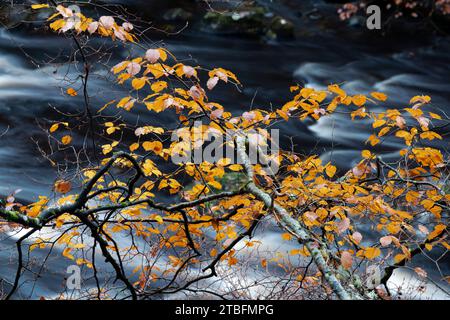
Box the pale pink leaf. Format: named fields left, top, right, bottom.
left=56, top=5, right=73, bottom=18
left=341, top=251, right=353, bottom=270
left=380, top=236, right=392, bottom=247
left=418, top=224, right=429, bottom=235
left=134, top=127, right=145, bottom=136
left=417, top=116, right=430, bottom=129
left=414, top=267, right=427, bottom=278
left=352, top=166, right=364, bottom=177
left=215, top=70, right=228, bottom=82
left=183, top=66, right=196, bottom=78
left=314, top=108, right=326, bottom=115
left=395, top=116, right=406, bottom=128
left=145, top=49, right=160, bottom=63
left=210, top=108, right=223, bottom=120
left=122, top=22, right=133, bottom=31
left=111, top=61, right=127, bottom=73
left=61, top=20, right=75, bottom=32
left=304, top=211, right=318, bottom=222
left=99, top=16, right=115, bottom=29
left=207, top=76, right=219, bottom=90
left=164, top=97, right=174, bottom=109
left=126, top=62, right=141, bottom=76
left=352, top=231, right=362, bottom=244
left=114, top=28, right=126, bottom=41
left=87, top=21, right=98, bottom=34
left=336, top=218, right=350, bottom=234
left=189, top=86, right=204, bottom=101
left=242, top=111, right=256, bottom=121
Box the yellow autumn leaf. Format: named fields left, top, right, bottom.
left=420, top=131, right=442, bottom=141
left=158, top=48, right=168, bottom=61
left=67, top=88, right=77, bottom=96
left=328, top=84, right=346, bottom=97
left=102, top=141, right=119, bottom=155
left=429, top=112, right=442, bottom=120
left=132, top=77, right=147, bottom=90
left=398, top=129, right=414, bottom=139
left=427, top=224, right=446, bottom=241
left=361, top=150, right=372, bottom=159
left=261, top=259, right=267, bottom=268
left=276, top=109, right=289, bottom=121
left=429, top=205, right=442, bottom=218
left=129, top=142, right=139, bottom=152
left=71, top=243, right=86, bottom=249
left=76, top=258, right=92, bottom=268
left=217, top=158, right=231, bottom=166
left=228, top=164, right=243, bottom=171
left=394, top=254, right=406, bottom=264
left=421, top=199, right=435, bottom=210
left=372, top=119, right=386, bottom=128
left=405, top=190, right=420, bottom=203
left=62, top=247, right=74, bottom=260
left=151, top=81, right=168, bottom=93
left=111, top=61, right=129, bottom=74
left=367, top=134, right=380, bottom=146
left=208, top=180, right=222, bottom=190
left=106, top=126, right=118, bottom=135
left=352, top=95, right=367, bottom=107
left=61, top=135, right=72, bottom=145
left=142, top=141, right=163, bottom=153
left=325, top=165, right=336, bottom=178
left=409, top=95, right=431, bottom=105
left=281, top=233, right=292, bottom=241
left=371, top=92, right=387, bottom=102
left=31, top=4, right=50, bottom=9
left=364, top=247, right=381, bottom=260
left=50, top=123, right=59, bottom=133
left=405, top=107, right=423, bottom=117
left=378, top=126, right=390, bottom=137
left=50, top=19, right=66, bottom=31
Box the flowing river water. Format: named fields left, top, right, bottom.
left=0, top=0, right=449, bottom=299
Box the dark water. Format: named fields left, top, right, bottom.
left=0, top=0, right=449, bottom=298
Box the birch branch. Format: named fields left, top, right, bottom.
left=236, top=135, right=361, bottom=300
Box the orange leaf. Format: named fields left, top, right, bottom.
left=371, top=92, right=387, bottom=102
left=364, top=247, right=381, bottom=260
left=325, top=165, right=336, bottom=178
left=54, top=180, right=72, bottom=194
left=341, top=251, right=353, bottom=270
left=61, top=135, right=72, bottom=145
left=67, top=88, right=78, bottom=96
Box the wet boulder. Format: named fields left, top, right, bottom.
left=202, top=4, right=295, bottom=40
left=202, top=6, right=267, bottom=36
left=269, top=16, right=295, bottom=39
left=163, top=8, right=193, bottom=22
